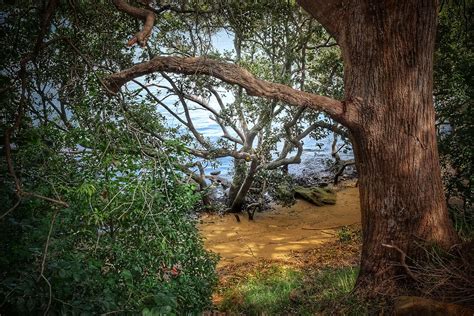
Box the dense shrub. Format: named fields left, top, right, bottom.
left=0, top=144, right=218, bottom=314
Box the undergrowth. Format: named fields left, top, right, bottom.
left=213, top=229, right=387, bottom=315
left=217, top=264, right=371, bottom=315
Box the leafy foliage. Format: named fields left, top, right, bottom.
left=1, top=149, right=218, bottom=314
left=0, top=77, right=219, bottom=313
left=435, top=3, right=474, bottom=236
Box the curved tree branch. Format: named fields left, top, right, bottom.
left=104, top=56, right=352, bottom=124
left=112, top=0, right=155, bottom=47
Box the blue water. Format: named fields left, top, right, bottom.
left=143, top=30, right=353, bottom=179
left=156, top=102, right=353, bottom=179
left=205, top=135, right=353, bottom=179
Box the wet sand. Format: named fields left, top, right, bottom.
left=199, top=186, right=360, bottom=267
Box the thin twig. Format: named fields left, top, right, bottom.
left=381, top=243, right=418, bottom=281
left=23, top=192, right=69, bottom=208
left=38, top=209, right=59, bottom=315
left=40, top=274, right=53, bottom=316
left=301, top=223, right=359, bottom=231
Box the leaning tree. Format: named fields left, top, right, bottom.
left=106, top=0, right=459, bottom=292
left=128, top=4, right=346, bottom=213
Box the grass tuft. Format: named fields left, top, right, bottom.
left=219, top=265, right=301, bottom=314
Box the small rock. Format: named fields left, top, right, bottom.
left=294, top=186, right=336, bottom=206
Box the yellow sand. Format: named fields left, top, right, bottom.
left=199, top=186, right=360, bottom=267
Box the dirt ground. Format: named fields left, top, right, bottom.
left=198, top=184, right=361, bottom=267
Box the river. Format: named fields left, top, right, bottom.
left=150, top=30, right=354, bottom=179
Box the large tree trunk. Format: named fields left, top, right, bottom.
left=336, top=1, right=459, bottom=290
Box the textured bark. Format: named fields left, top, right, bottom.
left=298, top=0, right=459, bottom=290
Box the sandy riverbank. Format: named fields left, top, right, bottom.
left=199, top=185, right=361, bottom=267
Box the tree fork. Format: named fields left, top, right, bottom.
left=112, top=0, right=155, bottom=47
